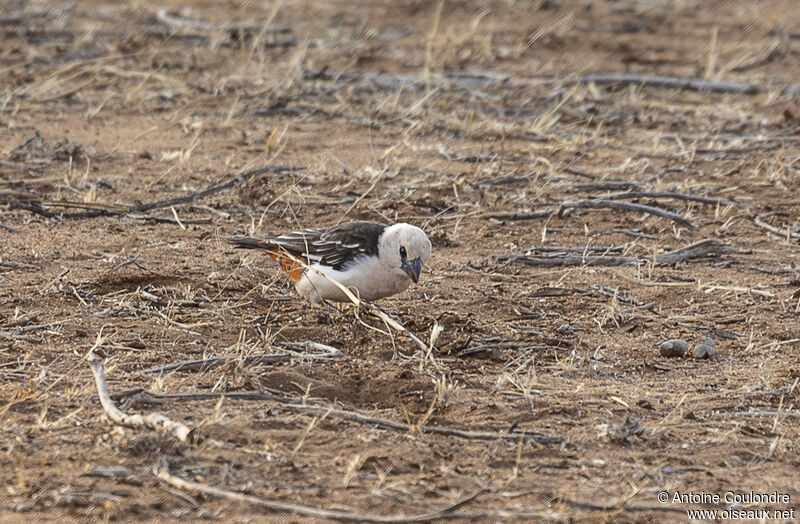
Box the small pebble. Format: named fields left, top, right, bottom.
left=660, top=339, right=687, bottom=358
left=556, top=323, right=570, bottom=333
left=694, top=342, right=715, bottom=359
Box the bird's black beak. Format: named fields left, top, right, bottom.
left=401, top=257, right=423, bottom=283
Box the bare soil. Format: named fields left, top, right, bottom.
left=2, top=0, right=800, bottom=521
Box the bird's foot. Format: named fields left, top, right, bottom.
left=322, top=300, right=342, bottom=316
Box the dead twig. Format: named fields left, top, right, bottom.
left=485, top=211, right=553, bottom=221
left=456, top=343, right=532, bottom=357
left=0, top=160, right=42, bottom=172
left=156, top=456, right=481, bottom=522
left=566, top=181, right=639, bottom=192
left=575, top=73, right=762, bottom=94
left=0, top=2, right=76, bottom=25
left=546, top=227, right=659, bottom=240
left=590, top=285, right=654, bottom=310
left=498, top=239, right=737, bottom=267
left=130, top=214, right=212, bottom=225
left=0, top=260, right=39, bottom=271
left=717, top=411, right=800, bottom=418
left=87, top=353, right=199, bottom=443
left=131, top=165, right=302, bottom=213
left=7, top=165, right=302, bottom=220
left=754, top=211, right=800, bottom=240
left=600, top=191, right=747, bottom=209
left=114, top=388, right=561, bottom=444
left=749, top=265, right=798, bottom=275
left=141, top=342, right=342, bottom=374
left=560, top=199, right=697, bottom=230
left=479, top=172, right=543, bottom=186
left=527, top=246, right=623, bottom=254
left=112, top=389, right=300, bottom=409
left=155, top=7, right=291, bottom=34
left=152, top=8, right=296, bottom=48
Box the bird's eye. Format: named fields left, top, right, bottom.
left=399, top=246, right=407, bottom=259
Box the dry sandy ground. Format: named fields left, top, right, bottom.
left=2, top=0, right=800, bottom=521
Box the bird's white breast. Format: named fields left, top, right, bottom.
left=295, top=257, right=411, bottom=303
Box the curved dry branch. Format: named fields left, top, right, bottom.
left=155, top=7, right=291, bottom=34
left=600, top=191, right=747, bottom=209
left=7, top=165, right=303, bottom=220
left=114, top=388, right=561, bottom=445
left=560, top=199, right=697, bottom=230
left=576, top=73, right=761, bottom=94
left=156, top=457, right=480, bottom=523
left=754, top=211, right=800, bottom=240
left=87, top=353, right=198, bottom=443
left=498, top=239, right=737, bottom=267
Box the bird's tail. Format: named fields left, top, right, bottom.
left=228, top=236, right=305, bottom=282
left=228, top=235, right=275, bottom=250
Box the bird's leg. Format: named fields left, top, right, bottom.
left=371, top=301, right=401, bottom=321
left=321, top=299, right=342, bottom=316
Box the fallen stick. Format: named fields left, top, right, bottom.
left=113, top=389, right=300, bottom=409
left=485, top=211, right=553, bottom=221
left=0, top=2, right=76, bottom=25
left=456, top=343, right=532, bottom=357
left=130, top=214, right=212, bottom=225
left=0, top=160, right=42, bottom=172
left=754, top=211, right=800, bottom=240
left=590, top=284, right=653, bottom=308
left=8, top=165, right=302, bottom=220
left=546, top=227, right=659, bottom=239
left=479, top=172, right=542, bottom=186
left=575, top=73, right=762, bottom=94
left=749, top=265, right=798, bottom=275
left=87, top=353, right=198, bottom=443
left=160, top=455, right=676, bottom=518
left=303, top=66, right=800, bottom=96
left=113, top=388, right=562, bottom=445
left=528, top=246, right=623, bottom=254
left=567, top=180, right=640, bottom=192
left=141, top=342, right=342, bottom=374
left=560, top=199, right=697, bottom=230
left=600, top=191, right=747, bottom=209
left=155, top=7, right=292, bottom=34
left=156, top=457, right=480, bottom=523
left=498, top=239, right=737, bottom=267
left=0, top=260, right=39, bottom=271
left=132, top=165, right=302, bottom=213
left=716, top=411, right=800, bottom=418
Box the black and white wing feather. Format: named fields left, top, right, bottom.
left=230, top=221, right=387, bottom=271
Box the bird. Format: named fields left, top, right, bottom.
left=229, top=221, right=432, bottom=304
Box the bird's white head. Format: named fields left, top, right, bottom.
left=379, top=223, right=432, bottom=283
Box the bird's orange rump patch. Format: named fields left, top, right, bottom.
left=265, top=250, right=305, bottom=282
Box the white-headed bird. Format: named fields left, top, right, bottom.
left=230, top=221, right=431, bottom=304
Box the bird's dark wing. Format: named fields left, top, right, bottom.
left=230, top=221, right=387, bottom=271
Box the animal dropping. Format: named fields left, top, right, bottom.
left=660, top=339, right=688, bottom=358
left=694, top=337, right=715, bottom=359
